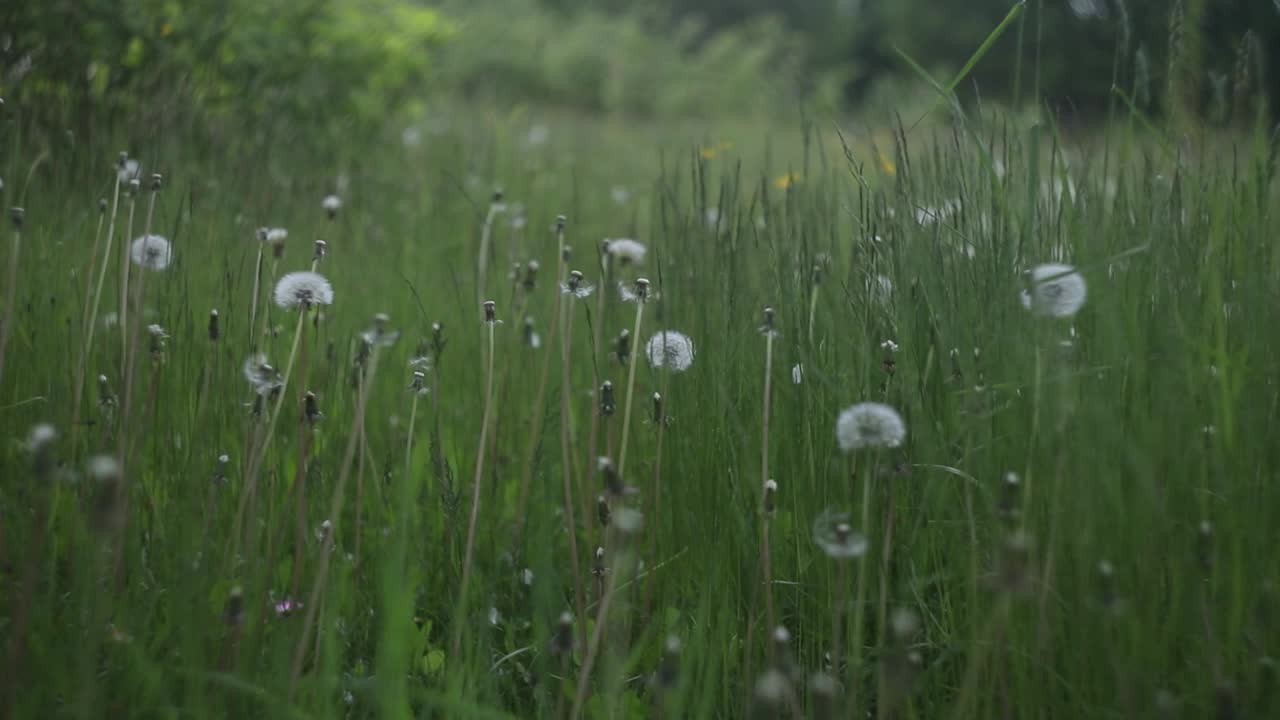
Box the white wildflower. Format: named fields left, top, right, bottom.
left=265, top=227, right=288, bottom=244
left=880, top=339, right=899, bottom=353
left=27, top=423, right=57, bottom=452
left=645, top=330, right=695, bottom=372
left=1019, top=263, right=1087, bottom=318
left=129, top=235, right=173, bottom=270
left=273, top=272, right=334, bottom=309
left=118, top=159, right=141, bottom=184
left=836, top=402, right=906, bottom=451
left=322, top=194, right=342, bottom=215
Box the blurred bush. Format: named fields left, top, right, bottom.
left=1, top=0, right=452, bottom=133
left=431, top=0, right=842, bottom=119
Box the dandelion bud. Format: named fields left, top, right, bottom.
left=771, top=625, right=792, bottom=661
left=763, top=306, right=775, bottom=331
left=98, top=198, right=108, bottom=214
left=593, top=546, right=606, bottom=579
left=998, top=471, right=1021, bottom=526
left=10, top=207, right=23, bottom=230
left=304, top=391, right=322, bottom=424
left=1198, top=521, right=1214, bottom=573
left=431, top=321, right=446, bottom=357
left=149, top=173, right=162, bottom=191
left=522, top=260, right=539, bottom=292
left=634, top=277, right=651, bottom=302
left=491, top=189, right=504, bottom=204
left=615, top=330, right=631, bottom=364
left=562, top=245, right=572, bottom=262
left=551, top=611, right=574, bottom=655
left=89, top=455, right=123, bottom=533
left=568, top=270, right=584, bottom=292
left=555, top=214, right=566, bottom=233
left=763, top=478, right=778, bottom=515
left=600, top=381, right=616, bottom=416
left=483, top=300, right=497, bottom=324
left=117, top=151, right=129, bottom=168
left=597, top=494, right=611, bottom=528
left=809, top=672, right=840, bottom=720
left=214, top=454, right=230, bottom=483
left=522, top=317, right=540, bottom=348
left=657, top=634, right=681, bottom=690
left=599, top=456, right=625, bottom=496
left=208, top=309, right=220, bottom=342
left=997, top=530, right=1033, bottom=595
left=27, top=423, right=56, bottom=478
left=128, top=178, right=140, bottom=195
left=313, top=239, right=327, bottom=263
left=224, top=586, right=245, bottom=626
left=1096, top=559, right=1119, bottom=612
left=812, top=264, right=824, bottom=287
left=883, top=608, right=923, bottom=710
left=652, top=392, right=664, bottom=424
left=411, top=370, right=426, bottom=393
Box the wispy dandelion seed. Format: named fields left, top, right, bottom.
left=273, top=272, right=333, bottom=310
left=813, top=509, right=868, bottom=559
left=836, top=402, right=906, bottom=450
left=606, top=238, right=646, bottom=265
left=1020, top=263, right=1087, bottom=318
left=645, top=330, right=695, bottom=372
left=128, top=235, right=173, bottom=271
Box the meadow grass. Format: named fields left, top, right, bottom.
left=1, top=103, right=1279, bottom=719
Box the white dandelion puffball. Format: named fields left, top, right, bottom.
left=118, top=159, right=141, bottom=183
left=607, top=238, right=646, bottom=264
left=1019, top=263, right=1087, bottom=318
left=322, top=194, right=342, bottom=212
left=265, top=227, right=288, bottom=244
left=273, top=271, right=334, bottom=309
left=836, top=402, right=906, bottom=451
left=645, top=330, right=695, bottom=372
left=129, top=235, right=173, bottom=270
left=812, top=509, right=868, bottom=560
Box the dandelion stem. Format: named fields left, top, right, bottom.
left=453, top=315, right=497, bottom=657
left=288, top=345, right=383, bottom=700
left=0, top=218, right=23, bottom=391
left=559, top=284, right=587, bottom=655
left=247, top=244, right=264, bottom=351
left=72, top=176, right=123, bottom=453
left=616, top=300, right=646, bottom=479
left=760, top=326, right=776, bottom=635
left=118, top=192, right=137, bottom=370
left=848, top=454, right=877, bottom=714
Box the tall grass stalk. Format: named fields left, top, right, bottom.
left=615, top=279, right=649, bottom=479
left=118, top=187, right=138, bottom=367
left=452, top=302, right=498, bottom=657
left=559, top=272, right=587, bottom=652
left=0, top=209, right=24, bottom=390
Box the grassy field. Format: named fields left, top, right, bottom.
left=1, top=103, right=1279, bottom=719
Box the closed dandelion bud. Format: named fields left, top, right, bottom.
left=597, top=494, right=610, bottom=528
left=522, top=260, right=539, bottom=292
left=1098, top=560, right=1118, bottom=612
left=483, top=300, right=497, bottom=324
left=411, top=370, right=425, bottom=393
left=117, top=151, right=129, bottom=169
left=431, top=322, right=446, bottom=356
left=998, top=471, right=1022, bottom=526
left=763, top=478, right=778, bottom=515
left=214, top=454, right=230, bottom=483
left=89, top=455, right=123, bottom=533
left=27, top=424, right=56, bottom=478
left=997, top=530, right=1033, bottom=595
left=208, top=309, right=220, bottom=342
left=809, top=672, right=840, bottom=720
left=763, top=306, right=775, bottom=331
left=555, top=214, right=566, bottom=233
left=600, top=381, right=616, bottom=416
left=491, top=189, right=504, bottom=204
left=615, top=330, right=631, bottom=364
left=99, top=198, right=108, bottom=214
left=10, top=207, right=23, bottom=230
left=98, top=374, right=116, bottom=407
left=522, top=317, right=540, bottom=348
left=651, top=392, right=664, bottom=424
left=771, top=625, right=793, bottom=674
left=593, top=546, right=606, bottom=578
left=1198, top=521, right=1214, bottom=573
left=812, top=264, right=824, bottom=287
left=224, top=586, right=245, bottom=626
left=128, top=177, right=141, bottom=196
left=634, top=277, right=650, bottom=302
left=568, top=270, right=584, bottom=292
left=562, top=245, right=572, bottom=262
left=657, top=634, right=681, bottom=690
left=599, top=456, right=625, bottom=496
left=149, top=173, right=162, bottom=191
left=551, top=611, right=574, bottom=655
left=148, top=324, right=168, bottom=360
left=313, top=239, right=327, bottom=263
left=304, top=391, right=322, bottom=424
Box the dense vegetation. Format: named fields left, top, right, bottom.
left=2, top=2, right=1279, bottom=719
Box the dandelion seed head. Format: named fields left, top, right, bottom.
left=836, top=402, right=906, bottom=451
left=645, top=330, right=695, bottom=372
left=273, top=271, right=333, bottom=309
left=265, top=227, right=288, bottom=244
left=813, top=509, right=868, bottom=559
left=129, top=235, right=173, bottom=270
left=606, top=238, right=646, bottom=264
left=118, top=158, right=141, bottom=184
left=1020, top=263, right=1087, bottom=318
left=89, top=455, right=120, bottom=481
left=322, top=194, right=342, bottom=212
left=27, top=423, right=57, bottom=452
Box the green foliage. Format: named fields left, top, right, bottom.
left=0, top=0, right=452, bottom=132
left=432, top=0, right=836, bottom=118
